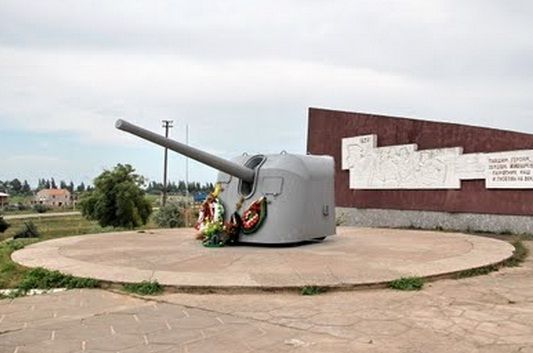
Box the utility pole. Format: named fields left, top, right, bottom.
left=185, top=124, right=190, bottom=227
left=185, top=124, right=189, bottom=199
left=161, top=120, right=173, bottom=206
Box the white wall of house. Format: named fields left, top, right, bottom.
left=35, top=189, right=72, bottom=207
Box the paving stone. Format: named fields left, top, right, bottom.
left=120, top=343, right=178, bottom=353
left=1, top=242, right=533, bottom=353
left=84, top=332, right=145, bottom=351
left=146, top=327, right=203, bottom=345
left=18, top=339, right=86, bottom=353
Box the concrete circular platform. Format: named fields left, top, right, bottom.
left=12, top=227, right=515, bottom=291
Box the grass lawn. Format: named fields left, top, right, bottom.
left=0, top=240, right=35, bottom=288
left=0, top=213, right=161, bottom=289
left=1, top=207, right=79, bottom=216
left=1, top=214, right=159, bottom=242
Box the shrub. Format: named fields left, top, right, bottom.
left=14, top=221, right=40, bottom=239
left=33, top=204, right=50, bottom=213
left=0, top=216, right=10, bottom=233
left=17, top=204, right=30, bottom=211
left=154, top=204, right=184, bottom=228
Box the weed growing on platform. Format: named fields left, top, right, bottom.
left=455, top=265, right=498, bottom=279
left=17, top=267, right=100, bottom=292
left=455, top=240, right=529, bottom=279
left=504, top=240, right=529, bottom=267
left=301, top=286, right=327, bottom=296
left=388, top=277, right=424, bottom=291
left=123, top=280, right=163, bottom=295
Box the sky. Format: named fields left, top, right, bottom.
left=1, top=0, right=533, bottom=187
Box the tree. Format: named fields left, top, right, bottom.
left=21, top=180, right=31, bottom=195
left=168, top=181, right=178, bottom=193
left=10, top=179, right=22, bottom=194
left=79, top=164, right=152, bottom=228
left=60, top=180, right=67, bottom=190
left=76, top=182, right=86, bottom=193
left=145, top=181, right=162, bottom=195
left=50, top=178, right=57, bottom=189
left=37, top=179, right=46, bottom=191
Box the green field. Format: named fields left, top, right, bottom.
left=0, top=213, right=161, bottom=290
left=0, top=240, right=32, bottom=288
left=1, top=214, right=159, bottom=242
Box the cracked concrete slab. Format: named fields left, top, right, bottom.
left=1, top=241, right=532, bottom=352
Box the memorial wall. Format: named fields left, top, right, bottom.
left=307, top=108, right=533, bottom=233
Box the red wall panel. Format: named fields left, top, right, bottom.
left=307, top=108, right=533, bottom=216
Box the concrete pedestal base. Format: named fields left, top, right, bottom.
left=338, top=207, right=533, bottom=235
left=12, top=227, right=515, bottom=291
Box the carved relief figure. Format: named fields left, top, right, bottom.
left=417, top=151, right=447, bottom=186
left=343, top=135, right=464, bottom=189
left=396, top=147, right=414, bottom=185
left=342, top=134, right=533, bottom=190
left=346, top=142, right=376, bottom=186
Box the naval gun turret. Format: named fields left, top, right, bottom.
left=116, top=119, right=335, bottom=245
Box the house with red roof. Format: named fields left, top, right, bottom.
left=35, top=189, right=72, bottom=207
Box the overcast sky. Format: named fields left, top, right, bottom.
left=1, top=0, right=532, bottom=186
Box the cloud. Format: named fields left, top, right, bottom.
left=1, top=154, right=68, bottom=182
left=5, top=154, right=65, bottom=165
left=0, top=47, right=421, bottom=146
left=2, top=1, right=532, bottom=78
left=1, top=0, right=533, bottom=183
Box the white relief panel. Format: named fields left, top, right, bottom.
left=342, top=134, right=533, bottom=190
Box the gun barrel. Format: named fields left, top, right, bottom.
left=115, top=119, right=255, bottom=183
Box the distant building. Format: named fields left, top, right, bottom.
left=35, top=189, right=72, bottom=207
left=0, top=192, right=9, bottom=207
